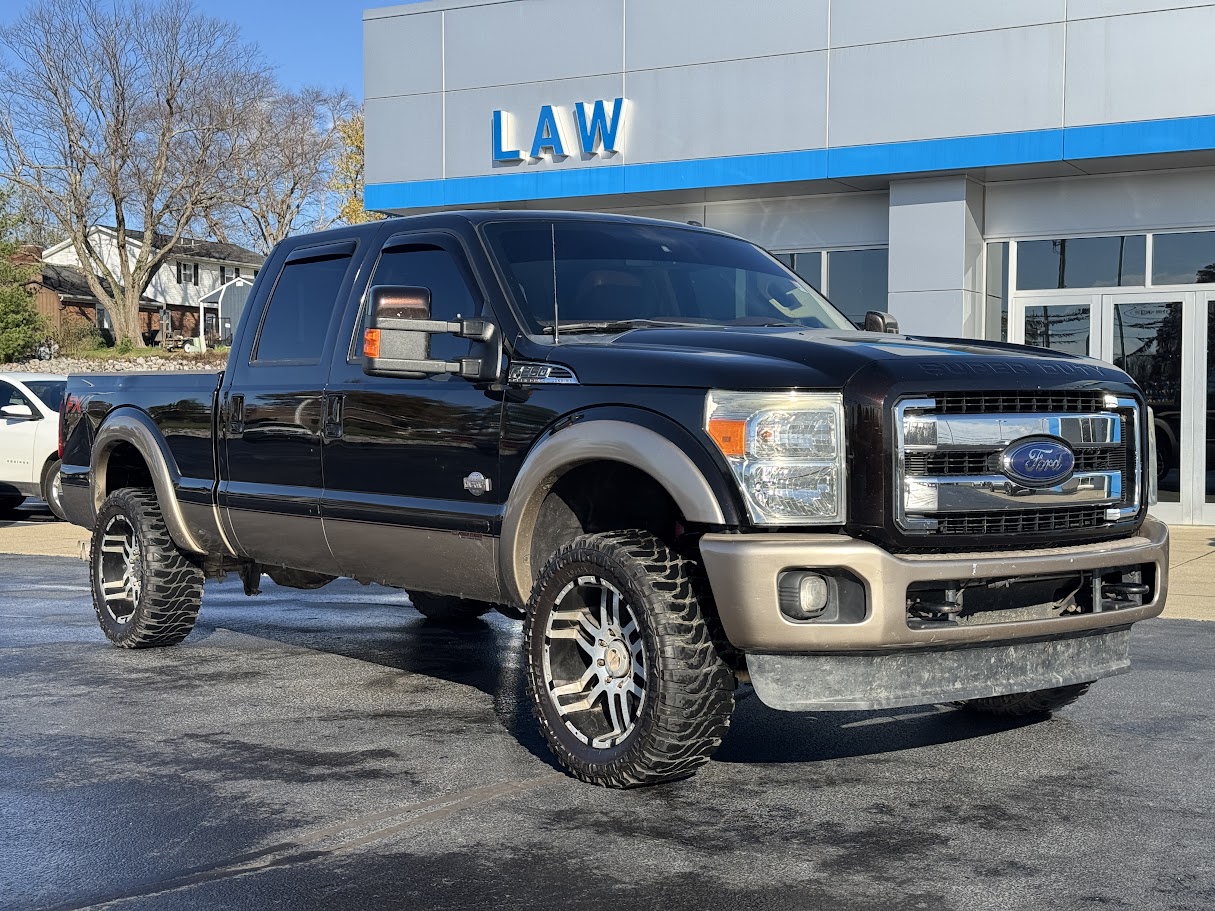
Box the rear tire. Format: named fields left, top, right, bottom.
left=409, top=591, right=494, bottom=624
left=959, top=682, right=1092, bottom=717
left=524, top=530, right=736, bottom=788
left=90, top=488, right=204, bottom=648
left=41, top=459, right=65, bottom=520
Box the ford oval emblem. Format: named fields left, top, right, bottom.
left=1001, top=436, right=1076, bottom=488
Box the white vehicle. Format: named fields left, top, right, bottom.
left=0, top=373, right=67, bottom=519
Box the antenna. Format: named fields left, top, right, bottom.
left=551, top=223, right=559, bottom=345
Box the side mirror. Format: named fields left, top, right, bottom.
left=361, top=285, right=501, bottom=381
left=864, top=311, right=900, bottom=334
left=1, top=403, right=35, bottom=420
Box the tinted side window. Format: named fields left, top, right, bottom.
left=371, top=246, right=477, bottom=321
left=254, top=253, right=352, bottom=363
left=362, top=246, right=479, bottom=361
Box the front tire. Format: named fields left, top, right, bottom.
left=524, top=530, right=736, bottom=788
left=90, top=488, right=204, bottom=648
left=41, top=459, right=65, bottom=520
left=959, top=682, right=1092, bottom=717
left=409, top=591, right=494, bottom=624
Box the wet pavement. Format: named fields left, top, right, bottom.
left=1, top=553, right=1212, bottom=911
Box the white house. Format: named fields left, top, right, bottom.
left=41, top=226, right=263, bottom=340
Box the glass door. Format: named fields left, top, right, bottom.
left=1199, top=291, right=1215, bottom=524
left=1097, top=293, right=1190, bottom=524
left=1012, top=291, right=1203, bottom=523
left=1008, top=295, right=1101, bottom=356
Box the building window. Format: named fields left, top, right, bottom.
left=176, top=261, right=199, bottom=286
left=1151, top=231, right=1215, bottom=285
left=826, top=248, right=888, bottom=326
left=220, top=266, right=229, bottom=284
left=1016, top=235, right=1146, bottom=290
left=776, top=247, right=887, bottom=326
left=234, top=267, right=241, bottom=279
left=985, top=242, right=1009, bottom=341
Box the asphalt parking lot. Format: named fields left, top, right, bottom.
left=1, top=544, right=1213, bottom=910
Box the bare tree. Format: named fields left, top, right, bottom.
left=202, top=87, right=356, bottom=254
left=0, top=0, right=274, bottom=346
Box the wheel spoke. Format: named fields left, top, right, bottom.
left=550, top=664, right=598, bottom=699
left=100, top=535, right=126, bottom=555
left=607, top=588, right=621, bottom=631
left=556, top=679, right=606, bottom=715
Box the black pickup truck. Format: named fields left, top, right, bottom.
left=61, top=211, right=1169, bottom=788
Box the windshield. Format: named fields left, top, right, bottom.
left=482, top=220, right=856, bottom=335
left=23, top=380, right=64, bottom=412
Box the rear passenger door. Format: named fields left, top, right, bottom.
left=321, top=231, right=504, bottom=601
left=219, top=237, right=362, bottom=573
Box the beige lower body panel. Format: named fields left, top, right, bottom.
left=699, top=515, right=1169, bottom=652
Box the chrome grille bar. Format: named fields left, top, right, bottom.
left=904, top=471, right=1122, bottom=514
left=902, top=413, right=1121, bottom=450
left=894, top=395, right=1141, bottom=536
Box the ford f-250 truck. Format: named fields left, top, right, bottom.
left=60, top=212, right=1169, bottom=788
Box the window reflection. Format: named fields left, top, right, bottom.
left=1017, top=235, right=1146, bottom=290
left=1151, top=231, right=1215, bottom=285
left=1112, top=302, right=1183, bottom=502
left=1023, top=304, right=1090, bottom=356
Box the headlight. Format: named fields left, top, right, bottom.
left=705, top=391, right=846, bottom=525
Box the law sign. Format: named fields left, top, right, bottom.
left=493, top=98, right=626, bottom=163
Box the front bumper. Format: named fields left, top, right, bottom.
left=699, top=514, right=1169, bottom=652
left=746, top=628, right=1131, bottom=711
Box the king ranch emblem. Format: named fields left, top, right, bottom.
left=1000, top=437, right=1077, bottom=488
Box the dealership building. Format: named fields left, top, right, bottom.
left=363, top=0, right=1215, bottom=524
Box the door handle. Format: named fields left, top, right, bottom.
left=323, top=394, right=344, bottom=440
left=228, top=394, right=245, bottom=434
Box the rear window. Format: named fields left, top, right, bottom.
left=253, top=253, right=353, bottom=363
left=23, top=381, right=64, bottom=412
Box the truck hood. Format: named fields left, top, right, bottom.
left=541, top=327, right=1132, bottom=390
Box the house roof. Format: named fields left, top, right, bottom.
left=120, top=229, right=264, bottom=266
left=39, top=263, right=159, bottom=307
left=41, top=226, right=264, bottom=267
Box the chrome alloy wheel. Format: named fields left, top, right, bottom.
left=542, top=575, right=647, bottom=749
left=97, top=515, right=143, bottom=624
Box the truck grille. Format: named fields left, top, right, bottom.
left=895, top=393, right=1141, bottom=539
left=931, top=391, right=1107, bottom=414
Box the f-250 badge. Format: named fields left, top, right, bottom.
left=463, top=472, right=492, bottom=496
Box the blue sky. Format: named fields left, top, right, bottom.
left=200, top=0, right=426, bottom=99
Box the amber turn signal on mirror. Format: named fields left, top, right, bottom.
left=362, top=328, right=381, bottom=358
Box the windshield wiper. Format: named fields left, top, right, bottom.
left=541, top=318, right=706, bottom=336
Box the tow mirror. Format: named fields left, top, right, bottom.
left=361, top=285, right=501, bottom=381
left=864, top=311, right=900, bottom=334
left=1, top=403, right=35, bottom=420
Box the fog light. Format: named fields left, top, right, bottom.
left=778, top=571, right=831, bottom=621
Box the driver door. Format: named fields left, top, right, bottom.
left=321, top=231, right=504, bottom=602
